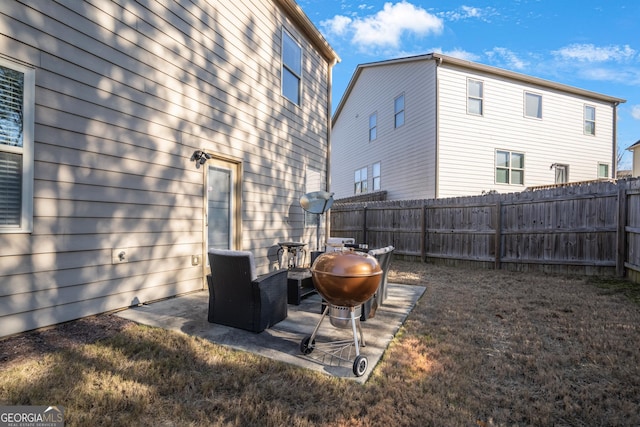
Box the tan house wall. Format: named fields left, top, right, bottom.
left=0, top=0, right=336, bottom=337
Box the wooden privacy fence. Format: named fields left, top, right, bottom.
left=330, top=178, right=640, bottom=278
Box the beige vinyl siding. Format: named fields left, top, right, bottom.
left=0, top=0, right=332, bottom=337
left=331, top=60, right=437, bottom=200
left=437, top=64, right=614, bottom=197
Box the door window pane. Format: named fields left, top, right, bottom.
left=208, top=166, right=232, bottom=250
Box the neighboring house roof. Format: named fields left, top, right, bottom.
left=627, top=139, right=640, bottom=150
left=332, top=52, right=625, bottom=125
left=276, top=0, right=340, bottom=65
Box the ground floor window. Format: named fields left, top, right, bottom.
left=372, top=162, right=381, bottom=191
left=354, top=166, right=367, bottom=194
left=598, top=163, right=609, bottom=178
left=496, top=150, right=524, bottom=185
left=554, top=164, right=569, bottom=184
left=0, top=58, right=35, bottom=233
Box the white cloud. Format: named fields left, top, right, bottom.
left=321, top=1, right=443, bottom=50
left=485, top=47, right=527, bottom=70
left=433, top=47, right=479, bottom=62
left=632, top=105, right=640, bottom=121
left=552, top=43, right=637, bottom=62
left=440, top=5, right=497, bottom=22
left=321, top=15, right=352, bottom=36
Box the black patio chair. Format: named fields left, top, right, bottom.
left=206, top=249, right=288, bottom=333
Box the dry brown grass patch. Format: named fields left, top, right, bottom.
left=2, top=261, right=639, bottom=426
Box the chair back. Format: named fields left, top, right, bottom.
left=208, top=249, right=257, bottom=281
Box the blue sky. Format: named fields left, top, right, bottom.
left=299, top=0, right=640, bottom=169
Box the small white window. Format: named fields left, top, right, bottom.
left=369, top=113, right=377, bottom=141
left=372, top=162, right=381, bottom=191
left=282, top=29, right=302, bottom=105
left=496, top=150, right=524, bottom=185
left=467, top=79, right=483, bottom=115
left=0, top=58, right=35, bottom=233
left=304, top=168, right=322, bottom=227
left=598, top=163, right=609, bottom=179
left=554, top=164, right=569, bottom=184
left=394, top=94, right=404, bottom=128
left=524, top=92, right=542, bottom=119
left=584, top=105, right=596, bottom=135
left=354, top=167, right=367, bottom=194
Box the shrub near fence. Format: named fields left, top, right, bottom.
left=330, top=178, right=640, bottom=278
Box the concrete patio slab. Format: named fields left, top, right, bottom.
left=115, top=283, right=425, bottom=383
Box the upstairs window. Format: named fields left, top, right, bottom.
left=354, top=167, right=367, bottom=194
left=394, top=94, right=404, bottom=128
left=372, top=162, right=381, bottom=191
left=282, top=29, right=302, bottom=105
left=467, top=79, right=483, bottom=115
left=524, top=92, right=542, bottom=119
left=1, top=59, right=34, bottom=233
left=584, top=105, right=596, bottom=135
left=496, top=150, right=524, bottom=185
left=369, top=113, right=377, bottom=141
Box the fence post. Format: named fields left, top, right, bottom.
left=616, top=188, right=627, bottom=277
left=494, top=201, right=502, bottom=270
left=362, top=205, right=368, bottom=245
left=421, top=203, right=427, bottom=263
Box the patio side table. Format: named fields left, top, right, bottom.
left=287, top=269, right=315, bottom=305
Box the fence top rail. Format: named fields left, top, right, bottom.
left=333, top=178, right=640, bottom=211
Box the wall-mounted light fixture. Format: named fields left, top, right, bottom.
left=191, top=150, right=212, bottom=168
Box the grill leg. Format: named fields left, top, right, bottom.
left=357, top=316, right=366, bottom=347
left=309, top=305, right=329, bottom=342
left=350, top=307, right=361, bottom=356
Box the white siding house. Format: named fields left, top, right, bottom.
left=331, top=53, right=625, bottom=200
left=628, top=140, right=640, bottom=177
left=0, top=0, right=338, bottom=338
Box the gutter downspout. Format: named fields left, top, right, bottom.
left=325, top=57, right=338, bottom=248
left=434, top=55, right=442, bottom=198
left=613, top=101, right=619, bottom=178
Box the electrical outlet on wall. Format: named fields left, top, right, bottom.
left=112, top=248, right=129, bottom=264
left=191, top=255, right=201, bottom=266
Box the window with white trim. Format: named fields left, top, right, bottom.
left=524, top=92, right=542, bottom=119
left=354, top=166, right=367, bottom=194
left=496, top=150, right=524, bottom=185
left=304, top=168, right=322, bottom=227
left=282, top=29, right=302, bottom=105
left=598, top=163, right=609, bottom=179
left=1, top=58, right=34, bottom=233
left=372, top=162, right=381, bottom=191
left=369, top=113, right=377, bottom=141
left=584, top=105, right=596, bottom=135
left=394, top=94, right=404, bottom=128
left=467, top=79, right=483, bottom=115
left=554, top=164, right=569, bottom=184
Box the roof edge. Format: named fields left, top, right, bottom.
left=275, top=0, right=340, bottom=65
left=332, top=52, right=626, bottom=125
left=431, top=52, right=626, bottom=104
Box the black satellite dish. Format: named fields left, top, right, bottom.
left=300, top=191, right=334, bottom=250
